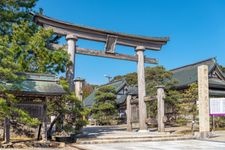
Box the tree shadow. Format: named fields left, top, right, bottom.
left=76, top=126, right=127, bottom=138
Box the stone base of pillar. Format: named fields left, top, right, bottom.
left=127, top=124, right=132, bottom=132
left=199, top=131, right=211, bottom=139
left=138, top=129, right=149, bottom=133
left=158, top=129, right=165, bottom=132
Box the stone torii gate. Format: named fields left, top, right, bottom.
left=33, top=14, right=169, bottom=131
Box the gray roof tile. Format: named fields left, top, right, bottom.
left=83, top=79, right=128, bottom=107
left=7, top=73, right=65, bottom=96
left=171, top=58, right=216, bottom=88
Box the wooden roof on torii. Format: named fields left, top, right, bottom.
left=33, top=13, right=169, bottom=64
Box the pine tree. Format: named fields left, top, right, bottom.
left=113, top=66, right=180, bottom=119
left=0, top=0, right=71, bottom=143
left=0, top=25, right=40, bottom=144
left=179, top=83, right=198, bottom=129
left=47, top=78, right=88, bottom=139
left=92, top=86, right=118, bottom=125
left=0, top=0, right=36, bottom=35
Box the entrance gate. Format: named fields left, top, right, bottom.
left=34, top=14, right=169, bottom=131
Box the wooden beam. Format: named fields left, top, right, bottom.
left=50, top=44, right=157, bottom=64
left=130, top=99, right=138, bottom=104
left=144, top=96, right=156, bottom=102
left=76, top=47, right=157, bottom=64
left=105, top=35, right=117, bottom=53
left=33, top=14, right=169, bottom=50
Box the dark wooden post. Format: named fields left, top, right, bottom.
left=37, top=124, right=42, bottom=140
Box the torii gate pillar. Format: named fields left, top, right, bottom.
left=66, top=34, right=78, bottom=92
left=136, top=46, right=147, bottom=131
left=74, top=77, right=85, bottom=101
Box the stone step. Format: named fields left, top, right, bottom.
left=76, top=135, right=194, bottom=144
left=77, top=133, right=181, bottom=141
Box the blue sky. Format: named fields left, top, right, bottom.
left=35, top=0, right=225, bottom=85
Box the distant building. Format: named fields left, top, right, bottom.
left=171, top=58, right=225, bottom=97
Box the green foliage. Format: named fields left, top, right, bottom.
left=0, top=94, right=40, bottom=126
left=62, top=94, right=87, bottom=132
left=114, top=66, right=176, bottom=95
left=113, top=73, right=137, bottom=85
left=146, top=101, right=157, bottom=118
left=213, top=117, right=225, bottom=129
left=47, top=78, right=87, bottom=136
left=165, top=90, right=183, bottom=118
left=12, top=108, right=40, bottom=126
left=11, top=21, right=69, bottom=74
left=0, top=0, right=71, bottom=141
left=0, top=24, right=40, bottom=128
left=0, top=21, right=69, bottom=130
left=113, top=66, right=180, bottom=119
left=92, top=86, right=118, bottom=125
left=0, top=34, right=21, bottom=89
left=0, top=0, right=36, bottom=35
left=175, top=117, right=188, bottom=126
left=179, top=83, right=198, bottom=117
left=83, top=83, right=94, bottom=99
left=145, top=66, right=176, bottom=95
left=219, top=65, right=225, bottom=73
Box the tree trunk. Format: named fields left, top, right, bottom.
left=4, top=117, right=10, bottom=143
left=191, top=114, right=196, bottom=135
left=47, top=114, right=62, bottom=139
left=37, top=124, right=42, bottom=140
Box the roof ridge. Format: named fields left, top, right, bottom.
left=170, top=57, right=216, bottom=72
left=104, top=78, right=126, bottom=85
left=17, top=72, right=56, bottom=77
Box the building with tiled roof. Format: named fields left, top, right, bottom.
left=171, top=58, right=225, bottom=97
left=6, top=72, right=66, bottom=96
left=84, top=79, right=129, bottom=108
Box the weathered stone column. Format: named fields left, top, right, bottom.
left=126, top=95, right=132, bottom=131
left=156, top=85, right=165, bottom=132
left=136, top=46, right=147, bottom=131
left=41, top=98, right=48, bottom=142
left=66, top=34, right=78, bottom=92
left=74, top=77, right=85, bottom=101
left=198, top=65, right=210, bottom=138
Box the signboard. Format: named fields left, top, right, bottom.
left=210, top=98, right=225, bottom=116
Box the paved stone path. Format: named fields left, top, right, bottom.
left=2, top=140, right=225, bottom=150
left=2, top=126, right=225, bottom=149
left=74, top=140, right=225, bottom=150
